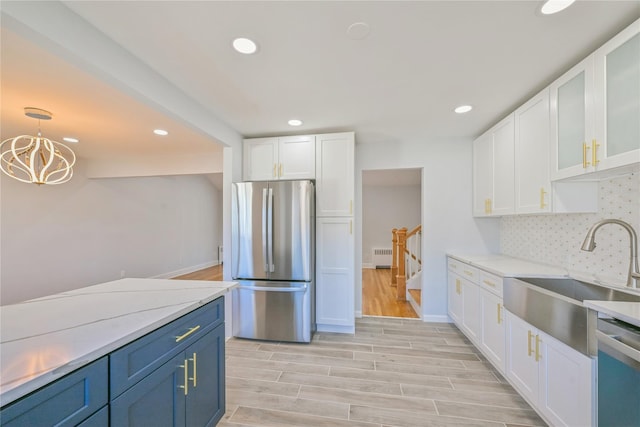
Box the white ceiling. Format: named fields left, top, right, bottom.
left=1, top=1, right=639, bottom=163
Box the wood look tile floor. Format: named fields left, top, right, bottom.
left=220, top=317, right=547, bottom=427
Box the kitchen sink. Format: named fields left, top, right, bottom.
left=504, top=277, right=640, bottom=356
left=516, top=277, right=640, bottom=303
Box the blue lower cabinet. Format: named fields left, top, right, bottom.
left=77, top=406, right=108, bottom=427
left=111, top=353, right=187, bottom=427
left=110, top=323, right=225, bottom=427
left=0, top=357, right=108, bottom=427
left=185, top=324, right=225, bottom=427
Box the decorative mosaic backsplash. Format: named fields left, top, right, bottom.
left=501, top=173, right=639, bottom=286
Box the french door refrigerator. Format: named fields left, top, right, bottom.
left=231, top=180, right=315, bottom=343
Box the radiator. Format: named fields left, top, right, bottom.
left=372, top=248, right=392, bottom=268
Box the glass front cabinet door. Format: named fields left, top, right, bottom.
left=550, top=19, right=640, bottom=180
left=593, top=21, right=640, bottom=171
left=550, top=56, right=595, bottom=180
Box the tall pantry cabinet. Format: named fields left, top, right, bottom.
left=242, top=132, right=356, bottom=334
left=315, top=132, right=356, bottom=333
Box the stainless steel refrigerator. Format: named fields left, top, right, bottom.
left=231, top=180, right=315, bottom=343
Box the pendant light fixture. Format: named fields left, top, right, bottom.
left=0, top=107, right=76, bottom=185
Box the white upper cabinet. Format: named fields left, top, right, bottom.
left=278, top=135, right=316, bottom=180
left=593, top=20, right=640, bottom=170
left=315, top=132, right=355, bottom=217
left=243, top=135, right=315, bottom=181
left=472, top=132, right=493, bottom=217
left=473, top=115, right=515, bottom=217
left=550, top=55, right=595, bottom=180
left=551, top=19, right=640, bottom=180
left=515, top=89, right=551, bottom=214
left=243, top=137, right=279, bottom=181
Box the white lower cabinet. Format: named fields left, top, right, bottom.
left=315, top=217, right=354, bottom=333
left=447, top=274, right=463, bottom=324
left=461, top=278, right=481, bottom=344
left=505, top=310, right=594, bottom=427
left=480, top=288, right=505, bottom=373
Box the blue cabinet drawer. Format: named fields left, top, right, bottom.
left=110, top=297, right=224, bottom=399
left=0, top=357, right=108, bottom=427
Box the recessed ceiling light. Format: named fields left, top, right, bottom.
left=288, top=119, right=303, bottom=126
left=454, top=105, right=473, bottom=114
left=233, top=37, right=258, bottom=54
left=63, top=137, right=79, bottom=143
left=347, top=22, right=371, bottom=40
left=540, top=0, right=576, bottom=15
left=153, top=129, right=169, bottom=136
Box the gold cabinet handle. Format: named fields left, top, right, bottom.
left=279, top=163, right=283, bottom=177
left=464, top=270, right=474, bottom=277
left=455, top=278, right=461, bottom=294
left=540, top=188, right=547, bottom=209
left=178, top=359, right=188, bottom=395
left=535, top=335, right=541, bottom=362
left=484, top=199, right=489, bottom=214
left=483, top=279, right=496, bottom=288
left=189, top=352, right=197, bottom=387
left=582, top=142, right=591, bottom=168
left=350, top=200, right=353, bottom=215
left=273, top=163, right=277, bottom=178
left=350, top=220, right=352, bottom=235
left=592, top=139, right=600, bottom=166
left=527, top=330, right=533, bottom=357
left=497, top=303, right=502, bottom=324
left=487, top=199, right=492, bottom=214
left=175, top=325, right=201, bottom=342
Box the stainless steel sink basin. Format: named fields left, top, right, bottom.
left=504, top=277, right=640, bottom=356
left=516, top=277, right=640, bottom=303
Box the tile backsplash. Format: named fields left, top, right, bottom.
left=501, top=173, right=639, bottom=286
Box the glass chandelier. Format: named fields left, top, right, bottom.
left=0, top=108, right=76, bottom=185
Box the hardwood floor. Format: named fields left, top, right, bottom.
left=172, top=264, right=223, bottom=280
left=220, top=316, right=546, bottom=427
left=362, top=268, right=418, bottom=319
left=408, top=289, right=421, bottom=306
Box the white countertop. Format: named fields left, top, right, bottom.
left=447, top=253, right=640, bottom=328
left=0, top=278, right=236, bottom=407
left=446, top=253, right=569, bottom=278
left=583, top=300, right=640, bottom=328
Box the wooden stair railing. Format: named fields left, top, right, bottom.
left=391, top=225, right=422, bottom=301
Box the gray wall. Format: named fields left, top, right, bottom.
left=1, top=160, right=222, bottom=305
left=362, top=184, right=421, bottom=266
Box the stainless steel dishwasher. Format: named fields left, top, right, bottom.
left=596, top=317, right=640, bottom=426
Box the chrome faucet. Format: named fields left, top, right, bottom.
left=581, top=219, right=640, bottom=288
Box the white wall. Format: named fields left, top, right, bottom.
left=362, top=184, right=421, bottom=265
left=356, top=139, right=501, bottom=321
left=502, top=173, right=640, bottom=286
left=1, top=160, right=223, bottom=305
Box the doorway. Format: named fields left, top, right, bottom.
left=361, top=168, right=422, bottom=318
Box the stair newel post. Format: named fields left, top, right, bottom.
left=396, top=227, right=408, bottom=301
left=391, top=228, right=398, bottom=286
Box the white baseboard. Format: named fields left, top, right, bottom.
left=316, top=324, right=355, bottom=334
left=421, top=314, right=451, bottom=323
left=355, top=310, right=362, bottom=318
left=362, top=263, right=375, bottom=269
left=151, top=260, right=219, bottom=279
left=407, top=292, right=421, bottom=318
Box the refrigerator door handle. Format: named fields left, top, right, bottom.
left=237, top=284, right=308, bottom=293
left=262, top=188, right=268, bottom=272
left=267, top=187, right=274, bottom=272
